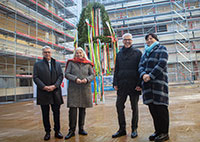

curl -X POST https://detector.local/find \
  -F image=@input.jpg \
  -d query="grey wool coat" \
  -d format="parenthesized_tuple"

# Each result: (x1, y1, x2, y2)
(138, 44, 169, 106)
(65, 61, 94, 108)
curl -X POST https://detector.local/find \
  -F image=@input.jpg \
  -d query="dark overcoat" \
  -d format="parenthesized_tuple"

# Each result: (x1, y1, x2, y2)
(65, 61, 94, 108)
(138, 44, 169, 106)
(33, 58, 64, 105)
(113, 45, 142, 93)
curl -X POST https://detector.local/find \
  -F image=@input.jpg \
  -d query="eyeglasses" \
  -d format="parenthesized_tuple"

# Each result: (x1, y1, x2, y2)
(43, 51, 51, 54)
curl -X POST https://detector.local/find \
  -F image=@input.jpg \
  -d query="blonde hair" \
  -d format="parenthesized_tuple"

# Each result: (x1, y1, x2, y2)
(73, 47, 89, 60)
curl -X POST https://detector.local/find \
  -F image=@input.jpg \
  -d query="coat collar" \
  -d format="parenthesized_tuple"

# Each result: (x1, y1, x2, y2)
(121, 45, 134, 51)
(144, 44, 160, 57)
(43, 57, 55, 64)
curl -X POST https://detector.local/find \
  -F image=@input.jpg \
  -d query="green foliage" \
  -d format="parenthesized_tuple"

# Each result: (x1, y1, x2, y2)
(77, 2, 112, 47)
(93, 36, 111, 43)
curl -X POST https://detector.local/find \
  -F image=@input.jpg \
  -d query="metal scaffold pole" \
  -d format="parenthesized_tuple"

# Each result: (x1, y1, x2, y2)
(171, 0, 194, 83)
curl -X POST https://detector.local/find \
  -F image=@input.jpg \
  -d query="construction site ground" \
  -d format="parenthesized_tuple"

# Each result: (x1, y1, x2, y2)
(0, 82, 200, 142)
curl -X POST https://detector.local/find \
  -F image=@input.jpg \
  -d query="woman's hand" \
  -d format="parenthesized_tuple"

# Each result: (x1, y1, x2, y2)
(76, 78, 82, 84)
(135, 86, 142, 91)
(81, 78, 88, 84)
(76, 78, 87, 84)
(143, 74, 151, 82)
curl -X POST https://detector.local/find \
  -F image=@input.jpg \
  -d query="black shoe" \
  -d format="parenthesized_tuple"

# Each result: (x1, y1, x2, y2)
(154, 133, 169, 142)
(112, 130, 126, 138)
(55, 132, 63, 139)
(44, 132, 50, 141)
(65, 131, 75, 139)
(79, 129, 88, 135)
(149, 132, 159, 141)
(131, 130, 138, 138)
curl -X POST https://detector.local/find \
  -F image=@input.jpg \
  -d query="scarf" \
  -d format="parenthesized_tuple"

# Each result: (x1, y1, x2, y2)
(65, 57, 94, 71)
(144, 41, 159, 56)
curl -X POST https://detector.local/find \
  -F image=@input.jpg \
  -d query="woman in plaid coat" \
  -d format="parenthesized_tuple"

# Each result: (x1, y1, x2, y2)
(139, 33, 169, 142)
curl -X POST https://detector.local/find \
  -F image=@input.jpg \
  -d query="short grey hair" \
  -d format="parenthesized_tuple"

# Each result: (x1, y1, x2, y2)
(42, 46, 52, 51)
(122, 33, 133, 40)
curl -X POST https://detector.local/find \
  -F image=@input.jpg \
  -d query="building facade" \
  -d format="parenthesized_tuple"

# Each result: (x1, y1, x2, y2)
(84, 0, 200, 83)
(0, 0, 81, 103)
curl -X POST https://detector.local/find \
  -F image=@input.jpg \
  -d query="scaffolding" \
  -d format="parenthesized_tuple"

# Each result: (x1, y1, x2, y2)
(98, 0, 200, 83)
(170, 0, 194, 83)
(0, 0, 81, 103)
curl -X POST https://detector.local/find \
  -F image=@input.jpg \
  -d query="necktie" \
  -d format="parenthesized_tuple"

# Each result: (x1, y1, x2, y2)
(48, 61, 51, 71)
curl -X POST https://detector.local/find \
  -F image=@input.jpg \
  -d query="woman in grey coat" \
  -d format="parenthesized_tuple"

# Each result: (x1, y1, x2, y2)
(139, 33, 169, 142)
(64, 47, 94, 139)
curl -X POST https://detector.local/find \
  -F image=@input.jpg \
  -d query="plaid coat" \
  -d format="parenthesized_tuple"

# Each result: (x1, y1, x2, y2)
(138, 44, 169, 106)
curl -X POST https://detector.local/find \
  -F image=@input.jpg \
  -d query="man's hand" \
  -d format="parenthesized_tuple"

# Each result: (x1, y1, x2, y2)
(135, 86, 142, 91)
(48, 85, 56, 92)
(143, 74, 151, 82)
(43, 86, 49, 91)
(43, 85, 56, 92)
(114, 86, 118, 91)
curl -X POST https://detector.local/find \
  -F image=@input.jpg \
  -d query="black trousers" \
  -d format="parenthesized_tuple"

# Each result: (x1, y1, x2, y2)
(116, 90, 139, 132)
(69, 107, 86, 132)
(148, 103, 169, 134)
(40, 104, 61, 133)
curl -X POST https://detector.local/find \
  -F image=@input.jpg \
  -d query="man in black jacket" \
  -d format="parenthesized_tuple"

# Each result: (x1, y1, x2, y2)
(112, 33, 142, 138)
(33, 46, 64, 141)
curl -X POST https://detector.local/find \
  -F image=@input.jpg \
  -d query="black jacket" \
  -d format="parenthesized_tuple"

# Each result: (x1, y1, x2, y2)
(33, 58, 64, 105)
(113, 45, 142, 93)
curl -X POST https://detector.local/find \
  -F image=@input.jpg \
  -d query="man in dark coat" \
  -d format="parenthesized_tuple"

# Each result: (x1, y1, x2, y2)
(33, 46, 64, 141)
(112, 33, 142, 139)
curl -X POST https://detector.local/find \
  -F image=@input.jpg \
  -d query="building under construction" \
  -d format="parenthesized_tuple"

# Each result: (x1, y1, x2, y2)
(83, 0, 200, 83)
(0, 0, 81, 103)
(0, 0, 200, 103)
(102, 0, 200, 84)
